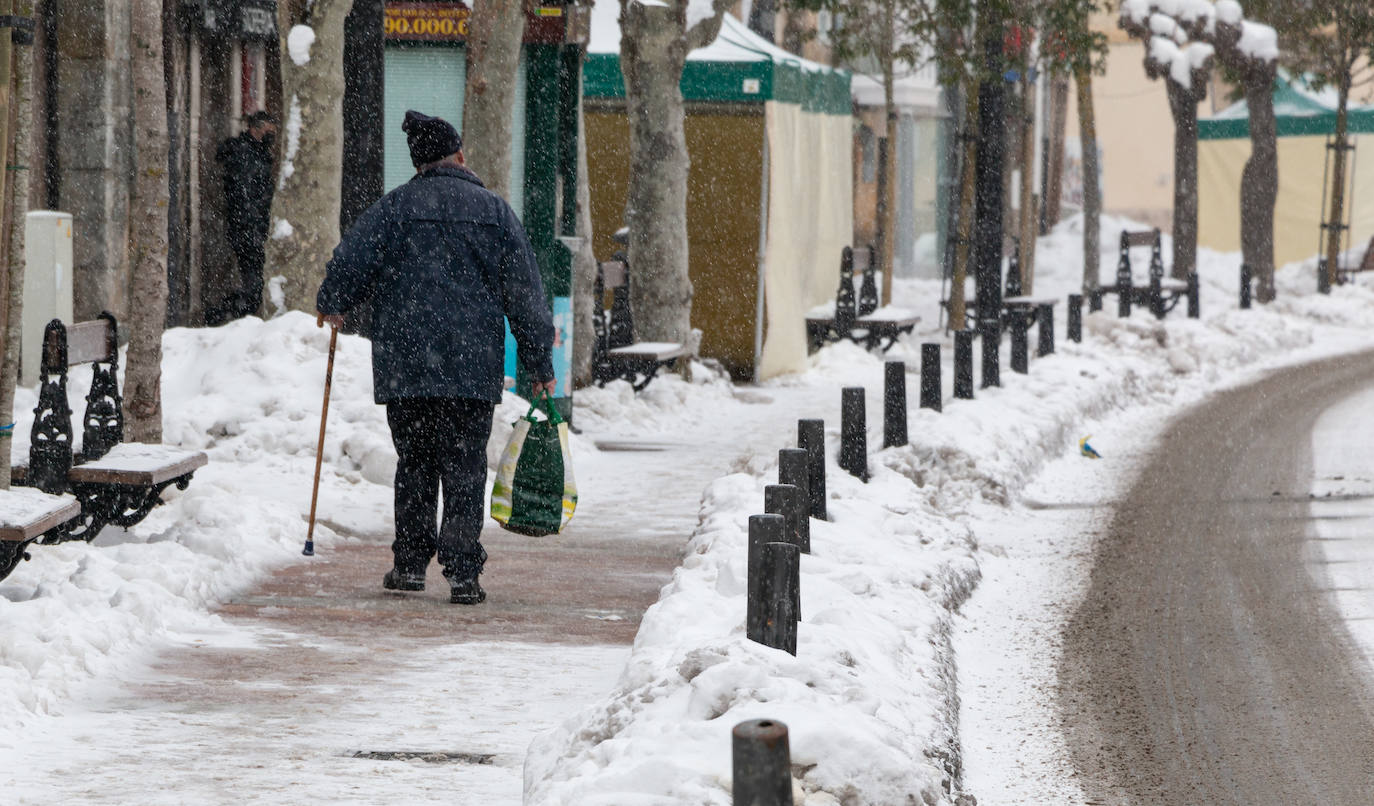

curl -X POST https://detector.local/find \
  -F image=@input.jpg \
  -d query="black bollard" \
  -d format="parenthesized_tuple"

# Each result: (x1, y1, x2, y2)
(953, 331, 974, 400)
(883, 361, 907, 448)
(1068, 294, 1083, 343)
(1319, 257, 1331, 295)
(797, 419, 827, 521)
(1010, 316, 1028, 374)
(920, 343, 941, 412)
(1037, 304, 1055, 357)
(759, 541, 800, 654)
(733, 719, 795, 806)
(777, 449, 811, 552)
(980, 320, 1000, 388)
(1240, 263, 1252, 309)
(840, 387, 868, 481)
(1089, 290, 1103, 313)
(1187, 272, 1200, 318)
(765, 484, 805, 554)
(747, 514, 786, 645)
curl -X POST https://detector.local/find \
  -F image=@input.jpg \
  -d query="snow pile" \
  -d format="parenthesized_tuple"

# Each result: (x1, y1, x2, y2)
(522, 215, 1374, 804)
(1238, 20, 1279, 62)
(0, 312, 580, 740)
(286, 25, 315, 67)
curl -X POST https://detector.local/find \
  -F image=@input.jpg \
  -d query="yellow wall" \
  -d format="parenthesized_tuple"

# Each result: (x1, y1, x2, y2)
(1199, 134, 1374, 268)
(585, 108, 765, 378)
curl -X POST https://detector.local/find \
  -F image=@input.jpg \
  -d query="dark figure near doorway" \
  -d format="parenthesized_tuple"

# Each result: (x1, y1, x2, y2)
(214, 110, 278, 323)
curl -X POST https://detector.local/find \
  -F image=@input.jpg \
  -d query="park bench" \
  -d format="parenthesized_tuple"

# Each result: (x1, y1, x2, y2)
(1334, 234, 1374, 285)
(805, 245, 920, 353)
(0, 487, 81, 583)
(3, 313, 207, 581)
(591, 259, 692, 391)
(1089, 229, 1199, 319)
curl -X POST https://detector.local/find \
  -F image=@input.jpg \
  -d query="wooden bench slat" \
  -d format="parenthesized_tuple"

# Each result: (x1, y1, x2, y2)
(68, 446, 208, 487)
(1002, 296, 1061, 307)
(0, 491, 81, 542)
(66, 320, 115, 366)
(1122, 230, 1158, 247)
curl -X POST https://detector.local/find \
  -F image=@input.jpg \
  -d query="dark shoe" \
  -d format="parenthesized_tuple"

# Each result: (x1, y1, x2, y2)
(383, 569, 425, 592)
(449, 578, 486, 605)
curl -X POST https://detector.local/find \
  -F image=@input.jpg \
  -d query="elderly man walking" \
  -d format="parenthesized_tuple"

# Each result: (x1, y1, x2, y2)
(317, 110, 556, 605)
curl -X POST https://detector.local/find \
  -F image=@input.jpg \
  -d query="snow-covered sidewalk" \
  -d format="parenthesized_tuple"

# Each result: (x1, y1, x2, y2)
(4, 213, 1374, 804)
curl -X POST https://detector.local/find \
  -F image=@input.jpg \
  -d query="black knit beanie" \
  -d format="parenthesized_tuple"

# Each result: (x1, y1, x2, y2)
(403, 110, 463, 168)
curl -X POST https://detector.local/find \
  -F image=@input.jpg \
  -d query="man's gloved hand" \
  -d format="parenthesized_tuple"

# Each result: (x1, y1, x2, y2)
(530, 379, 557, 398)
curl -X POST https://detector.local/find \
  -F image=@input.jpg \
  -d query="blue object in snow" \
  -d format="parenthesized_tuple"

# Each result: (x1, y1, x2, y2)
(1079, 436, 1102, 459)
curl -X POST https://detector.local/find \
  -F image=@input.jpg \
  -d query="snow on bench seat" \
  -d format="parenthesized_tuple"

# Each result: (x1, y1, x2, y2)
(67, 443, 209, 487)
(0, 487, 80, 542)
(608, 342, 693, 362)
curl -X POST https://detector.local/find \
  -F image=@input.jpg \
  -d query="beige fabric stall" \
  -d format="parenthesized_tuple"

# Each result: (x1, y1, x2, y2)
(1199, 134, 1374, 269)
(756, 101, 854, 380)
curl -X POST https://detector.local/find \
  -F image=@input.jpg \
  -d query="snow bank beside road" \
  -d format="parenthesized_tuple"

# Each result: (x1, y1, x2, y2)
(525, 216, 1374, 804)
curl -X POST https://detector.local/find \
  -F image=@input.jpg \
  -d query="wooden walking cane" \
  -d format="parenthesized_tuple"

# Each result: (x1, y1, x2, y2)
(304, 315, 339, 556)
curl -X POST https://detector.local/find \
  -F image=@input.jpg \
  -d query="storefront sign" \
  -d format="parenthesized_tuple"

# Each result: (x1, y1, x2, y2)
(384, 3, 471, 41)
(383, 2, 585, 44)
(238, 0, 277, 40)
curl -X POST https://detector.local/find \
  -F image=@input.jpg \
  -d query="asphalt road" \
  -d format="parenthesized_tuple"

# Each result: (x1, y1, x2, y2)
(1059, 350, 1374, 805)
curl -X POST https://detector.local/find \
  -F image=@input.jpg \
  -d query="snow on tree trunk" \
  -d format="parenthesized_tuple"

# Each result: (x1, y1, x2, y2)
(618, 0, 729, 345)
(1076, 63, 1101, 294)
(880, 5, 896, 305)
(0, 0, 35, 486)
(124, 0, 171, 443)
(572, 76, 597, 387)
(1241, 66, 1278, 302)
(267, 1, 350, 315)
(464, 0, 527, 202)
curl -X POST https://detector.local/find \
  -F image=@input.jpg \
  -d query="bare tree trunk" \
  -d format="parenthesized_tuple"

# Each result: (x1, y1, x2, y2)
(572, 71, 596, 388)
(1167, 81, 1200, 280)
(1044, 75, 1069, 231)
(1324, 71, 1352, 291)
(618, 0, 728, 344)
(464, 0, 526, 201)
(880, 1, 897, 305)
(124, 0, 171, 443)
(1076, 64, 1101, 294)
(0, 0, 32, 487)
(1241, 65, 1278, 303)
(1018, 70, 1036, 294)
(266, 0, 351, 314)
(950, 80, 980, 331)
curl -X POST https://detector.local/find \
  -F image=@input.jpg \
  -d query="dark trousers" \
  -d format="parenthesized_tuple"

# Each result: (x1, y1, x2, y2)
(226, 229, 265, 319)
(386, 397, 496, 582)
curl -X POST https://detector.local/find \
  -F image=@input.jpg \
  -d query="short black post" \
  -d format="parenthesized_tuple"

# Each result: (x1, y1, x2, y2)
(1187, 272, 1200, 318)
(840, 387, 868, 481)
(953, 331, 974, 400)
(777, 448, 811, 552)
(1319, 257, 1331, 295)
(883, 361, 907, 448)
(1037, 304, 1054, 356)
(1089, 290, 1103, 313)
(980, 320, 1000, 388)
(919, 343, 941, 411)
(1149, 275, 1165, 319)
(733, 719, 794, 806)
(759, 541, 800, 655)
(797, 419, 827, 521)
(765, 483, 805, 556)
(1240, 263, 1252, 309)
(1068, 293, 1083, 342)
(1009, 316, 1028, 374)
(747, 513, 786, 645)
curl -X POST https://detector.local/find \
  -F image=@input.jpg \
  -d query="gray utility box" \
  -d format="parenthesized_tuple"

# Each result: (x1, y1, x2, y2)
(22, 211, 75, 388)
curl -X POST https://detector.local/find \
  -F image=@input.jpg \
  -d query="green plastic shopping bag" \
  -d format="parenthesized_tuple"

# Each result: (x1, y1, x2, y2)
(490, 394, 577, 536)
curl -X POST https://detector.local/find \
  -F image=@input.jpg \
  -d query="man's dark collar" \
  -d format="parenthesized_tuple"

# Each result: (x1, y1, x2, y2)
(417, 162, 485, 187)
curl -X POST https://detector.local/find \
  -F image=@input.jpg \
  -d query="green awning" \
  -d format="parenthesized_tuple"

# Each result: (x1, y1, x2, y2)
(584, 14, 851, 115)
(1199, 71, 1374, 139)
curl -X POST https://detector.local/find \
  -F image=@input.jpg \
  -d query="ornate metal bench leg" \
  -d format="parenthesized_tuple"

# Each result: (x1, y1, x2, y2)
(0, 540, 35, 582)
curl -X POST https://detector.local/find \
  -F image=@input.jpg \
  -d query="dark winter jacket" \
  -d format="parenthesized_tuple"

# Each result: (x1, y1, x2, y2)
(215, 132, 275, 238)
(316, 163, 555, 404)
